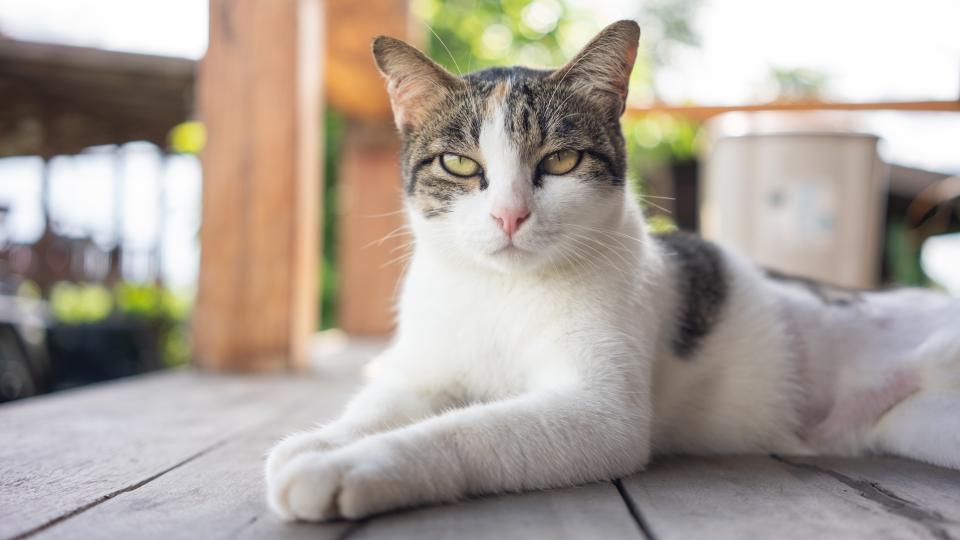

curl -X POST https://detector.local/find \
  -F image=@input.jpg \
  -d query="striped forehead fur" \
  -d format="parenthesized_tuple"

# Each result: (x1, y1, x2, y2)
(372, 21, 640, 218)
(399, 67, 627, 216)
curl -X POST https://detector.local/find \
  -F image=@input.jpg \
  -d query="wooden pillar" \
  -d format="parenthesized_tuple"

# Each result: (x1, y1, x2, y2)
(193, 0, 323, 371)
(326, 0, 415, 335)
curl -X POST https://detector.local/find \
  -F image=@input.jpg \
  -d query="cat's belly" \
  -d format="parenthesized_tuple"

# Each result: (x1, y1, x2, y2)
(778, 285, 960, 452)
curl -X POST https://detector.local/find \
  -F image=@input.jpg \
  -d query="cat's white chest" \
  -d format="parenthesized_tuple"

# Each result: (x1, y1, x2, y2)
(393, 253, 585, 401)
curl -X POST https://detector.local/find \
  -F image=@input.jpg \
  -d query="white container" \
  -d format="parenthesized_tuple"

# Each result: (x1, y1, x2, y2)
(700, 112, 889, 288)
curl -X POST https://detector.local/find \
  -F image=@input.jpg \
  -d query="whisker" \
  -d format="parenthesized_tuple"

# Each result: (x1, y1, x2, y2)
(639, 199, 672, 215)
(565, 233, 628, 275)
(363, 224, 412, 249)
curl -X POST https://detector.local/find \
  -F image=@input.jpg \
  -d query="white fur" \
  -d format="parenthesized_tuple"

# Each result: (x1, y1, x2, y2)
(265, 97, 960, 522)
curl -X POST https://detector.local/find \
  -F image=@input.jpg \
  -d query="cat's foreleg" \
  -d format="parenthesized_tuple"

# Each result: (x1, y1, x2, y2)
(265, 372, 439, 479)
(267, 379, 651, 521)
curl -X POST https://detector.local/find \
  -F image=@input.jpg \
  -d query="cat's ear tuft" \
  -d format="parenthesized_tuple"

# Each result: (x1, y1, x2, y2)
(547, 20, 640, 116)
(372, 36, 462, 132)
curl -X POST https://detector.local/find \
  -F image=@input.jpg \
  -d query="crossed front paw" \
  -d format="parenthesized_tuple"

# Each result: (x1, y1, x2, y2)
(266, 440, 408, 522)
(265, 430, 344, 477)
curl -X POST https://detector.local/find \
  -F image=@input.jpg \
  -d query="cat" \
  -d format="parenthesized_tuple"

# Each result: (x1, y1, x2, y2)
(265, 20, 960, 522)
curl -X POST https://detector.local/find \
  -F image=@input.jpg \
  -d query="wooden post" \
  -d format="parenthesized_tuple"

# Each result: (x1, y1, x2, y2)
(326, 0, 415, 335)
(193, 0, 323, 371)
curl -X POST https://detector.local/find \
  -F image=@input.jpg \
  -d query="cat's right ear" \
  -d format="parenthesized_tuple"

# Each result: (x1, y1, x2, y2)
(372, 36, 462, 132)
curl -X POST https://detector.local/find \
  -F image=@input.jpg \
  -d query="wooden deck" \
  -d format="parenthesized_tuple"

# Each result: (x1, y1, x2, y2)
(3, 368, 960, 540)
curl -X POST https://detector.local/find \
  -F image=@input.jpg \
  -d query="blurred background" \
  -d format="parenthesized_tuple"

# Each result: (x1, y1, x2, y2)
(0, 0, 958, 401)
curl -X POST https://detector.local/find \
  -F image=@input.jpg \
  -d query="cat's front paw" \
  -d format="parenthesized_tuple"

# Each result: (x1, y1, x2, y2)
(266, 439, 406, 522)
(265, 429, 345, 478)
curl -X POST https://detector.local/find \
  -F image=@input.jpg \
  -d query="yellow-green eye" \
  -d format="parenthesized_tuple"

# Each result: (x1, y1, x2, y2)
(540, 149, 581, 176)
(440, 154, 481, 177)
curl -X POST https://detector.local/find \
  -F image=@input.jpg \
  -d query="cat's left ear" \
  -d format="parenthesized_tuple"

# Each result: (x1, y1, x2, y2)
(547, 20, 640, 116)
(372, 36, 463, 132)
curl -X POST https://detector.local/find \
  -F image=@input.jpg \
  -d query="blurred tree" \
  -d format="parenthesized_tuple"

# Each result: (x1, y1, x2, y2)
(320, 109, 344, 330)
(769, 67, 829, 101)
(413, 0, 572, 73)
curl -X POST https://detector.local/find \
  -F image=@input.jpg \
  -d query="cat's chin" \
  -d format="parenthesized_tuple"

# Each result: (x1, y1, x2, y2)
(479, 244, 550, 274)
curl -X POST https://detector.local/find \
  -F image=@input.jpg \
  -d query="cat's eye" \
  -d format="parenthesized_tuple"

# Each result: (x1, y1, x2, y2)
(440, 154, 481, 178)
(539, 149, 582, 176)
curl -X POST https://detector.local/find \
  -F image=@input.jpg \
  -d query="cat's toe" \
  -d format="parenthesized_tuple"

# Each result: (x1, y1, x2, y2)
(269, 454, 345, 522)
(337, 467, 385, 519)
(265, 430, 338, 477)
(287, 467, 343, 521)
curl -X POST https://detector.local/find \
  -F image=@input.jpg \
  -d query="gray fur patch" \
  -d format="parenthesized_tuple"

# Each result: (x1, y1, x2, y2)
(655, 232, 729, 358)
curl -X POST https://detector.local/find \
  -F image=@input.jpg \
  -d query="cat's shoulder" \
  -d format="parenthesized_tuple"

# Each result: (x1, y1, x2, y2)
(651, 231, 731, 357)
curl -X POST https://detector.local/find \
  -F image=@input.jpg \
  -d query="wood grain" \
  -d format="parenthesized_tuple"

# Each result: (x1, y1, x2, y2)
(27, 374, 360, 540)
(0, 371, 344, 539)
(622, 455, 956, 539)
(351, 482, 645, 540)
(777, 455, 960, 532)
(7, 370, 960, 539)
(193, 0, 322, 371)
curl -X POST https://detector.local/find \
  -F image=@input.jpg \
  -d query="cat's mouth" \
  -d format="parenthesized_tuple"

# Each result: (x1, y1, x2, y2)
(487, 240, 539, 263)
(491, 243, 528, 256)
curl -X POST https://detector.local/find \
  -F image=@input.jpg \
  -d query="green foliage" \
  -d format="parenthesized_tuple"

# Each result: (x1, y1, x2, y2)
(168, 121, 206, 154)
(50, 283, 113, 323)
(885, 221, 931, 287)
(770, 67, 828, 101)
(413, 0, 575, 72)
(319, 108, 345, 330)
(16, 280, 41, 300)
(647, 214, 678, 234)
(48, 281, 193, 367)
(623, 112, 701, 198)
(114, 282, 191, 320)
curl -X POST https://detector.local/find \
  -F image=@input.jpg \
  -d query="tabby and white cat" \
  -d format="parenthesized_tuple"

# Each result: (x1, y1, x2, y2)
(265, 20, 960, 521)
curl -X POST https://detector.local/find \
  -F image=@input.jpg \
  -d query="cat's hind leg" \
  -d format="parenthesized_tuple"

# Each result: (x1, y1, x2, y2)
(869, 332, 960, 470)
(870, 391, 960, 469)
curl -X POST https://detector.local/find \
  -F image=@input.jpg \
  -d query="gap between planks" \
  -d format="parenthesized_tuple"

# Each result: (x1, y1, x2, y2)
(614, 479, 658, 540)
(9, 440, 230, 540)
(6, 380, 332, 540)
(772, 455, 955, 540)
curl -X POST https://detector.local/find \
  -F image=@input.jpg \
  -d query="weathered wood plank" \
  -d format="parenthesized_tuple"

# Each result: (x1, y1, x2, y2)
(351, 482, 644, 540)
(9, 370, 960, 540)
(622, 456, 954, 540)
(28, 374, 360, 540)
(777, 456, 960, 531)
(0, 371, 354, 539)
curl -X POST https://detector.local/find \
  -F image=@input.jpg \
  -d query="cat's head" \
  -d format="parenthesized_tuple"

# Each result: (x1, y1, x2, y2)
(372, 21, 640, 273)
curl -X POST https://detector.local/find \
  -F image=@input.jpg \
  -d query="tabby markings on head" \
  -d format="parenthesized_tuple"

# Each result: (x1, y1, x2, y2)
(372, 24, 640, 219)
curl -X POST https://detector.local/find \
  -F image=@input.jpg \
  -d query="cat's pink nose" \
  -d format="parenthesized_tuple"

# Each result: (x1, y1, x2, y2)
(491, 207, 531, 237)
